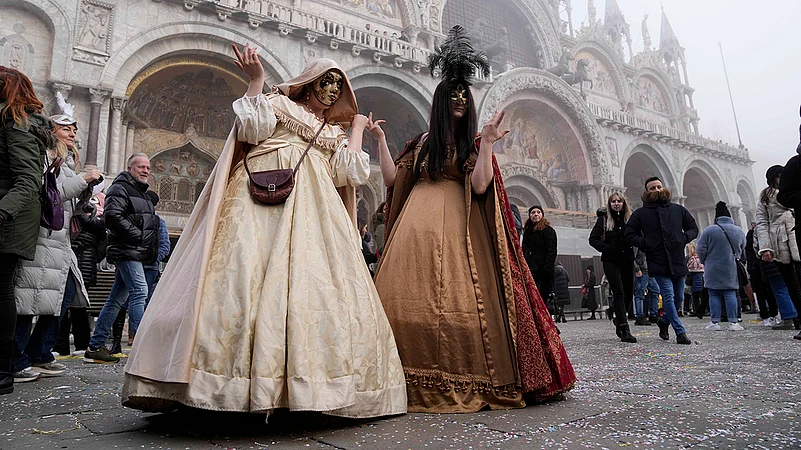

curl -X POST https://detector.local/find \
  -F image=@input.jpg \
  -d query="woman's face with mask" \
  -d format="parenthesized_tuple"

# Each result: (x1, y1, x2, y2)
(312, 70, 344, 107)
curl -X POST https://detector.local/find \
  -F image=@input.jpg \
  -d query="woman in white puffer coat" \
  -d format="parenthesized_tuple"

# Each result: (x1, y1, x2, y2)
(11, 114, 102, 382)
(755, 164, 801, 331)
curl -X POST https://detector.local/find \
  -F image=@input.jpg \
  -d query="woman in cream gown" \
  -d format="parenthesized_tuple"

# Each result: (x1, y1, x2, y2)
(121, 44, 406, 418)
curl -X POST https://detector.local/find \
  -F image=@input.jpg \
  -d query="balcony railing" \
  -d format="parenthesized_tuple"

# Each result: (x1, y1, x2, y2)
(588, 103, 751, 162)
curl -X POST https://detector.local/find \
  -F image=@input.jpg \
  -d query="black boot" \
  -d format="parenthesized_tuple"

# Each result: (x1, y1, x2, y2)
(111, 309, 126, 355)
(676, 333, 692, 345)
(618, 324, 637, 343)
(794, 331, 801, 340)
(0, 375, 12, 395)
(560, 314, 567, 323)
(794, 318, 801, 330)
(588, 312, 596, 320)
(657, 319, 669, 341)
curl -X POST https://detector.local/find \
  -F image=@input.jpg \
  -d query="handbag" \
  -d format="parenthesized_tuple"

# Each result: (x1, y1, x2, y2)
(716, 223, 749, 287)
(545, 292, 558, 315)
(40, 157, 64, 230)
(243, 118, 327, 205)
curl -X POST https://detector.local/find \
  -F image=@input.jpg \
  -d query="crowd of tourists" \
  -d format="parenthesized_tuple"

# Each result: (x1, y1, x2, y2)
(1, 25, 798, 426)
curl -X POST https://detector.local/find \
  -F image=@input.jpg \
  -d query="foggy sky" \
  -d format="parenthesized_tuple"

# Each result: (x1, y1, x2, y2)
(570, 0, 801, 198)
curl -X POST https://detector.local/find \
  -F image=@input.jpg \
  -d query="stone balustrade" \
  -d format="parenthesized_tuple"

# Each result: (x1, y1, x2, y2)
(588, 103, 752, 163)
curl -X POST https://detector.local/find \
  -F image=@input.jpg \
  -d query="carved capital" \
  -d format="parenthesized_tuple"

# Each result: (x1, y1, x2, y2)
(50, 82, 73, 101)
(111, 97, 127, 111)
(89, 88, 110, 104)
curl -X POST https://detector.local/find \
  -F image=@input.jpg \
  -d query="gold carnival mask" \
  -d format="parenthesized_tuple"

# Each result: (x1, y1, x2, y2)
(312, 70, 344, 106)
(450, 84, 468, 107)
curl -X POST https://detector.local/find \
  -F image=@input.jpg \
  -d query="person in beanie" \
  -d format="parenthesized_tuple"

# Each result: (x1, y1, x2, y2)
(625, 176, 698, 345)
(776, 106, 801, 340)
(696, 202, 746, 331)
(522, 205, 558, 300)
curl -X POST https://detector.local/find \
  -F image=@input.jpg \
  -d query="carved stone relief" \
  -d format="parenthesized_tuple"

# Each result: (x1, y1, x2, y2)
(0, 31, 34, 75)
(149, 143, 216, 215)
(73, 0, 114, 66)
(605, 137, 619, 167)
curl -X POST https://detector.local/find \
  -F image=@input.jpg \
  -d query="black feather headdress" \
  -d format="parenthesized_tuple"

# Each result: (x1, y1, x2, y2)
(428, 25, 490, 84)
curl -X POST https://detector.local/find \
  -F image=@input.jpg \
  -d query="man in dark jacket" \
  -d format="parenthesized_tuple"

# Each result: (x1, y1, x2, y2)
(625, 176, 698, 345)
(85, 153, 157, 363)
(553, 261, 570, 323)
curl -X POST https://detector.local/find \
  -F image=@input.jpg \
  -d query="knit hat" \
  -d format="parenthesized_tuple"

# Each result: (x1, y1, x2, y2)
(715, 201, 731, 218)
(766, 165, 783, 186)
(528, 205, 544, 215)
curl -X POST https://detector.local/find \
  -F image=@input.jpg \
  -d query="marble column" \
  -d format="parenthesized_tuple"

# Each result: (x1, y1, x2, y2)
(121, 121, 128, 160)
(125, 123, 136, 165)
(86, 89, 110, 167)
(107, 97, 127, 175)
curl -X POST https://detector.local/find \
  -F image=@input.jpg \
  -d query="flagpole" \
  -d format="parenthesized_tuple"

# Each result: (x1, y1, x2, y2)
(718, 42, 743, 148)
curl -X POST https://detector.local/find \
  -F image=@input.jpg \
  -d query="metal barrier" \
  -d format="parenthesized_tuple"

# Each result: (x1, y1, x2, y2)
(561, 285, 609, 320)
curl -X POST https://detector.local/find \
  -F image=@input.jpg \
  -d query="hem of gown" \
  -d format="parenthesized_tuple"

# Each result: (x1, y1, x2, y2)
(121, 371, 408, 419)
(404, 368, 525, 413)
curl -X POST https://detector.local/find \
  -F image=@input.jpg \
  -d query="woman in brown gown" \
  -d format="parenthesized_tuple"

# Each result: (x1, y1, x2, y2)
(372, 26, 575, 413)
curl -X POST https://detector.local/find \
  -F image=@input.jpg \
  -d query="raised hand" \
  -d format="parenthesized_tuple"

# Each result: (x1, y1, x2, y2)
(366, 112, 386, 139)
(481, 110, 510, 144)
(232, 43, 264, 81)
(352, 114, 369, 130)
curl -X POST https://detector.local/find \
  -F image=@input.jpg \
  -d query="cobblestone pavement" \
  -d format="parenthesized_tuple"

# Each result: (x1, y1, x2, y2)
(1, 314, 799, 449)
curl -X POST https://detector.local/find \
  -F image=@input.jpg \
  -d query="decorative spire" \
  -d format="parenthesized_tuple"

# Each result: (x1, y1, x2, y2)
(604, 0, 625, 26)
(660, 7, 680, 50)
(587, 0, 596, 24)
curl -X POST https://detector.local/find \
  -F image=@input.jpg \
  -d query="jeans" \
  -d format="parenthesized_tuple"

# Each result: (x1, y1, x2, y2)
(708, 289, 739, 323)
(13, 273, 77, 372)
(766, 274, 799, 320)
(641, 273, 660, 317)
(604, 261, 634, 325)
(88, 261, 148, 350)
(634, 274, 646, 318)
(652, 275, 686, 335)
(0, 255, 19, 378)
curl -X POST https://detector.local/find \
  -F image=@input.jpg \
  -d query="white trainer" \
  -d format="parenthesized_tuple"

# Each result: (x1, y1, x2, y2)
(705, 322, 722, 331)
(763, 319, 772, 327)
(729, 323, 744, 331)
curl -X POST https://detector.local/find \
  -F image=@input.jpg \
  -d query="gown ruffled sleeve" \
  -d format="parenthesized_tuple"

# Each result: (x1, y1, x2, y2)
(233, 93, 277, 145)
(330, 136, 371, 187)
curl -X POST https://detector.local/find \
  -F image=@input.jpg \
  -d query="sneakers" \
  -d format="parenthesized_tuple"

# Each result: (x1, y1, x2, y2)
(12, 367, 41, 383)
(729, 323, 744, 331)
(32, 361, 67, 376)
(705, 322, 722, 331)
(84, 347, 120, 364)
(763, 319, 773, 327)
(71, 350, 85, 357)
(794, 331, 801, 341)
(772, 319, 795, 330)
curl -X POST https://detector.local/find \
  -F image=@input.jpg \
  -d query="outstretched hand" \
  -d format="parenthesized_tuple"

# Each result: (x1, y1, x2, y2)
(232, 43, 264, 81)
(482, 110, 510, 144)
(366, 112, 386, 139)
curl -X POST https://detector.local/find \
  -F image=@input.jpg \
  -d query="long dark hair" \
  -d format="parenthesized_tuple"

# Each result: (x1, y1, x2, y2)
(414, 80, 478, 181)
(0, 66, 43, 126)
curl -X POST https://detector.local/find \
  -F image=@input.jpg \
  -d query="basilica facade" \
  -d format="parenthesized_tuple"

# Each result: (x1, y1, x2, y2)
(1, 0, 757, 255)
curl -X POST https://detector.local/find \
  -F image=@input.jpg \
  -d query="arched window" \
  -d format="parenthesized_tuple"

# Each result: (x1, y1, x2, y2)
(177, 179, 193, 202)
(158, 177, 174, 202)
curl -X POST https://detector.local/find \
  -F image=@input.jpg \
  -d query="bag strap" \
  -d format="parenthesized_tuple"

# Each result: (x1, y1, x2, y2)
(716, 223, 738, 257)
(244, 118, 328, 179)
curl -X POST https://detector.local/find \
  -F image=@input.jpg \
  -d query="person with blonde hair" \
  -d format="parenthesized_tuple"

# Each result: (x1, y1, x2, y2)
(589, 192, 637, 343)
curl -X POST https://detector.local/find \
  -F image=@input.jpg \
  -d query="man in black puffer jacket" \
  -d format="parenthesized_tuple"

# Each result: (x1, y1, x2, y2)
(625, 177, 698, 345)
(85, 154, 157, 364)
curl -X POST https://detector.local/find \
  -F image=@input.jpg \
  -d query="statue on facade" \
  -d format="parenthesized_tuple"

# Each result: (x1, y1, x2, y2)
(642, 14, 651, 49)
(547, 49, 573, 77)
(77, 3, 109, 51)
(562, 59, 593, 92)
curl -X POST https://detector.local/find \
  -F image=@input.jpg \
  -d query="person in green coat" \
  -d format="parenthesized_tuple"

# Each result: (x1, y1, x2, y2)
(0, 66, 53, 394)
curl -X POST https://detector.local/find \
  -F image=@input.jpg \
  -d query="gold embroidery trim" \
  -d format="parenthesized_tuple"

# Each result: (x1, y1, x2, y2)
(272, 106, 345, 152)
(404, 368, 520, 398)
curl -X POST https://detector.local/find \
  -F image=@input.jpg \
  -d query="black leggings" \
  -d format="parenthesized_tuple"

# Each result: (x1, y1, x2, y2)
(0, 255, 19, 378)
(603, 261, 634, 326)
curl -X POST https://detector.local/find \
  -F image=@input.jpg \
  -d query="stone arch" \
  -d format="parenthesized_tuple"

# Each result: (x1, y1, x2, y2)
(356, 184, 377, 231)
(348, 64, 432, 124)
(100, 23, 293, 96)
(737, 178, 757, 224)
(480, 68, 609, 184)
(571, 40, 627, 100)
(438, 0, 559, 67)
(502, 165, 560, 209)
(685, 159, 729, 204)
(632, 68, 677, 115)
(0, 0, 71, 81)
(621, 142, 676, 208)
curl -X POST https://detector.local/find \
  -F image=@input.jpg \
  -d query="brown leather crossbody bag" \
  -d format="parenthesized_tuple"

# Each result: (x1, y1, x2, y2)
(243, 118, 327, 205)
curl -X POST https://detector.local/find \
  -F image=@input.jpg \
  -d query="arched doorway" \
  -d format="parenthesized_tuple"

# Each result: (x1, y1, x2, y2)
(682, 168, 719, 231)
(622, 145, 674, 209)
(737, 180, 757, 227)
(354, 86, 427, 161)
